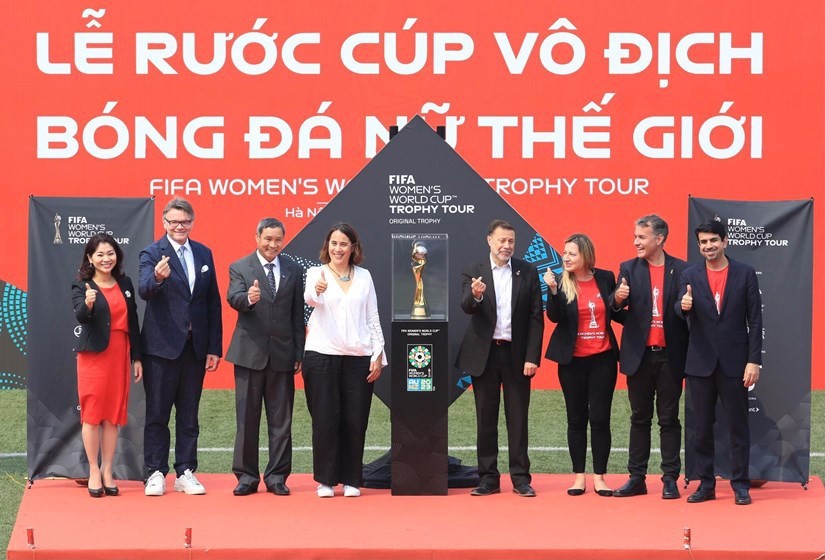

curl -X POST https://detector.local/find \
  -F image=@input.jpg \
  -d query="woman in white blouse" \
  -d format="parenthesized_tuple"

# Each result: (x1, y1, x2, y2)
(303, 223, 386, 498)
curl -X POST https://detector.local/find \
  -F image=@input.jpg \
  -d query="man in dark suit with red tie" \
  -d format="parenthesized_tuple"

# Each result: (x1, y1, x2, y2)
(455, 219, 544, 498)
(677, 218, 762, 505)
(139, 197, 223, 496)
(610, 215, 689, 500)
(226, 218, 305, 497)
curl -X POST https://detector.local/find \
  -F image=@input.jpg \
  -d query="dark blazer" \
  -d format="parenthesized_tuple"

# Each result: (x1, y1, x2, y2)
(544, 268, 622, 365)
(225, 252, 305, 371)
(455, 257, 544, 376)
(676, 257, 762, 378)
(612, 253, 689, 378)
(72, 275, 141, 360)
(138, 236, 222, 360)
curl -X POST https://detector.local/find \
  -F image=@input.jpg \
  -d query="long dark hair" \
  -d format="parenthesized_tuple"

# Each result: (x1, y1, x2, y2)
(77, 233, 126, 281)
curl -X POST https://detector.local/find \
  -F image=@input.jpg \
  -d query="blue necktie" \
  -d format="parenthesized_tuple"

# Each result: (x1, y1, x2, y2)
(178, 246, 192, 291)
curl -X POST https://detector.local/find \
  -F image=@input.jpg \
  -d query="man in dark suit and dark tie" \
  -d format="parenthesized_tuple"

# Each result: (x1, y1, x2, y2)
(610, 215, 689, 500)
(226, 218, 305, 497)
(139, 197, 223, 496)
(677, 218, 762, 505)
(455, 219, 544, 497)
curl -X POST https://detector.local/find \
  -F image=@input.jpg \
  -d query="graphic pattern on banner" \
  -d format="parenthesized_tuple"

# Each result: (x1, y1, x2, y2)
(0, 280, 27, 389)
(283, 116, 561, 406)
(27, 197, 154, 481)
(685, 198, 812, 484)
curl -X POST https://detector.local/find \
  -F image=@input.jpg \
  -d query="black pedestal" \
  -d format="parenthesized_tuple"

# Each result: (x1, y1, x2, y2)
(390, 322, 448, 495)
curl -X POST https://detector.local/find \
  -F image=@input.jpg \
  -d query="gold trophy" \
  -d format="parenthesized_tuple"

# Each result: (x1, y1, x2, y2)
(411, 242, 430, 319)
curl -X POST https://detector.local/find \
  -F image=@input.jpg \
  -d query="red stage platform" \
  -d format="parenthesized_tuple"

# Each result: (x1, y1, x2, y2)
(8, 474, 825, 559)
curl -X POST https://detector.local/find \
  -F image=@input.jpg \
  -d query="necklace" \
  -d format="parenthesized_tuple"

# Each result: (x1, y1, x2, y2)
(328, 264, 351, 282)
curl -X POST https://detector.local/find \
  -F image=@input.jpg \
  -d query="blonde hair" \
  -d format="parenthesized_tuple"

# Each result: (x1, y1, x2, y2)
(559, 233, 596, 304)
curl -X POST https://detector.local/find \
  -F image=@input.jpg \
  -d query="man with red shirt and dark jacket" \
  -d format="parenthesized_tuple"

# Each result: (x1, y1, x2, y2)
(610, 215, 689, 500)
(677, 218, 762, 506)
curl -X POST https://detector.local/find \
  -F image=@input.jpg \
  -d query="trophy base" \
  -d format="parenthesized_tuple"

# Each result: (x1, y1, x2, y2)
(411, 306, 430, 320)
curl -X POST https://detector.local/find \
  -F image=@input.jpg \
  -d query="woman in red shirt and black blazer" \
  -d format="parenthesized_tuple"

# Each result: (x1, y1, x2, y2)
(545, 233, 623, 497)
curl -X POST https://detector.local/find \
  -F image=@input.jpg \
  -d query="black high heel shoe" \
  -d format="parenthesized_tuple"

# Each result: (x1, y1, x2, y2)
(104, 485, 119, 496)
(88, 486, 104, 498)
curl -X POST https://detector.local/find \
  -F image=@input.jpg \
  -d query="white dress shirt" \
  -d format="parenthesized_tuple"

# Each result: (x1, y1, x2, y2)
(304, 265, 387, 364)
(490, 255, 512, 341)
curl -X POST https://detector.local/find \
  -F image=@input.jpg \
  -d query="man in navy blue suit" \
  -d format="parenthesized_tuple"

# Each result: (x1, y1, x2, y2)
(139, 197, 223, 496)
(677, 218, 762, 506)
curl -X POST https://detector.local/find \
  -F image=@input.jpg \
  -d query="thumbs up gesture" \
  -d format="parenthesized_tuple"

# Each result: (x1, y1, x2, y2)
(248, 278, 261, 305)
(84, 282, 97, 309)
(615, 277, 630, 305)
(543, 269, 558, 295)
(315, 268, 328, 295)
(681, 284, 693, 311)
(154, 255, 171, 282)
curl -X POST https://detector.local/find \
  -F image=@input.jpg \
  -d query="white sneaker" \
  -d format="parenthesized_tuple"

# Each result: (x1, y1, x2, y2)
(343, 485, 361, 497)
(316, 484, 335, 498)
(144, 471, 166, 496)
(174, 469, 206, 495)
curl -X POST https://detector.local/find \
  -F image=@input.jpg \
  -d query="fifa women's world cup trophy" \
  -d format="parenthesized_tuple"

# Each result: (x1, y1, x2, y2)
(410, 242, 430, 319)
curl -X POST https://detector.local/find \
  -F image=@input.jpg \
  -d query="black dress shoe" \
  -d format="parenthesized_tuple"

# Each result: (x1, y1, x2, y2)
(567, 487, 585, 496)
(686, 488, 716, 503)
(470, 482, 501, 496)
(268, 482, 290, 496)
(512, 483, 536, 497)
(233, 482, 259, 496)
(88, 487, 104, 498)
(103, 485, 119, 496)
(734, 488, 752, 505)
(613, 478, 647, 497)
(661, 478, 680, 500)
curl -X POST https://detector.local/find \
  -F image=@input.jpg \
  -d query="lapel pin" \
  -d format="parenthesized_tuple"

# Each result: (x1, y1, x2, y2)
(201, 265, 209, 273)
(124, 290, 131, 298)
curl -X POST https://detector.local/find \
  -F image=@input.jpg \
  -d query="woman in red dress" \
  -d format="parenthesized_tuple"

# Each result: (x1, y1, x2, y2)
(72, 233, 143, 497)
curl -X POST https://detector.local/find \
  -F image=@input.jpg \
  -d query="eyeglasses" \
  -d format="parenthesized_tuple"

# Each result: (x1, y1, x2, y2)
(164, 219, 193, 228)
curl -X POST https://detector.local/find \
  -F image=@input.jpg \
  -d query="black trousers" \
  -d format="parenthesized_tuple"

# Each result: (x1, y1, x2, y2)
(471, 343, 532, 487)
(302, 351, 373, 487)
(626, 348, 683, 479)
(232, 362, 295, 488)
(688, 366, 751, 491)
(558, 350, 617, 474)
(143, 339, 206, 478)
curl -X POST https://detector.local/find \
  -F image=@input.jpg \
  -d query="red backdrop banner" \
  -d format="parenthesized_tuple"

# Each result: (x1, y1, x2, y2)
(3, 1, 823, 388)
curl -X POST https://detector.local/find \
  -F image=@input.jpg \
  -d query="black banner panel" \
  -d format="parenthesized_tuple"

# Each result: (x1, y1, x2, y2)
(685, 198, 812, 484)
(28, 197, 154, 481)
